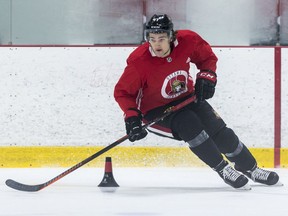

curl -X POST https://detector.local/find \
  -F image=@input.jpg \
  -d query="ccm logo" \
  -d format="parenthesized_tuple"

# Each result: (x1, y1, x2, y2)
(197, 72, 217, 82)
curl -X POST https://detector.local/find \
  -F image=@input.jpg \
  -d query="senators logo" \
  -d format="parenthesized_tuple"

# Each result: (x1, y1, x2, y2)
(161, 70, 188, 99)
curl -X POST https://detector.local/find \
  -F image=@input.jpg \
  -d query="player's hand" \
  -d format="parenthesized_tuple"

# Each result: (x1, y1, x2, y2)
(125, 116, 148, 142)
(195, 70, 217, 102)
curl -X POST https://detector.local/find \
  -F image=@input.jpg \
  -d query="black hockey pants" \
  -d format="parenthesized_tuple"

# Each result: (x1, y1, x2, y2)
(144, 99, 256, 170)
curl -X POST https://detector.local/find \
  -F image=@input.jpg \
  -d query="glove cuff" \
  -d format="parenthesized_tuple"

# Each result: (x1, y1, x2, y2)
(197, 70, 217, 83)
(124, 108, 142, 120)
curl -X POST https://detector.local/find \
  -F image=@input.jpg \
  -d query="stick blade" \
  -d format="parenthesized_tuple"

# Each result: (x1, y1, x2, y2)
(6, 179, 44, 192)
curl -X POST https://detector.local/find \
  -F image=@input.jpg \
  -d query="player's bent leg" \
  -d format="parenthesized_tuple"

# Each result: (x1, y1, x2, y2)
(171, 111, 249, 189)
(213, 127, 280, 186)
(213, 127, 256, 169)
(188, 137, 250, 189)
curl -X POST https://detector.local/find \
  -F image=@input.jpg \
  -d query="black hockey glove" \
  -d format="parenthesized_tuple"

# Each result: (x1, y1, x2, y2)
(125, 116, 148, 142)
(195, 70, 217, 102)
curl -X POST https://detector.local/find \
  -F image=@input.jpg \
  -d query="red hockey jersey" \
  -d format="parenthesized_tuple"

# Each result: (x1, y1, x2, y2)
(114, 30, 218, 118)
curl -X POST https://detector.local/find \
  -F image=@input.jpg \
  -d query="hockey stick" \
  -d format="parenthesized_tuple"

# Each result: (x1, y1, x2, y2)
(6, 95, 196, 192)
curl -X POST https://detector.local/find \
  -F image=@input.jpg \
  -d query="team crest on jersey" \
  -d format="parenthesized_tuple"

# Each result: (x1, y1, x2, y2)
(161, 70, 188, 99)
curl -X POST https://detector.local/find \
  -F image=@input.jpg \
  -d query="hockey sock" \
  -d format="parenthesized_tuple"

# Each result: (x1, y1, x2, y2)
(211, 127, 257, 171)
(189, 137, 223, 168)
(225, 142, 256, 171)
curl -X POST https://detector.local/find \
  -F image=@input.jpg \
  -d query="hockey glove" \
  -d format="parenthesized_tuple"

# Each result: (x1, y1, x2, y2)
(195, 70, 217, 102)
(125, 116, 148, 142)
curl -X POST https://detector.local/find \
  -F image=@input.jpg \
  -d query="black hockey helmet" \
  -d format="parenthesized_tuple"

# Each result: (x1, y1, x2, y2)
(144, 14, 174, 41)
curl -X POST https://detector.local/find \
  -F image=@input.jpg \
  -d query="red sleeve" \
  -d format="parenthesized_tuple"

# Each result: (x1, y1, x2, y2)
(189, 33, 218, 72)
(114, 62, 142, 119)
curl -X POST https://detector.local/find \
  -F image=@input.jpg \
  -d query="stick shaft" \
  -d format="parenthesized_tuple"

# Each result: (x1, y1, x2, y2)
(6, 95, 196, 192)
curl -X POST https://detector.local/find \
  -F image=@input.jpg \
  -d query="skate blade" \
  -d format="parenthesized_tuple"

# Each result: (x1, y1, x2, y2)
(273, 181, 284, 187)
(251, 181, 284, 187)
(237, 183, 251, 190)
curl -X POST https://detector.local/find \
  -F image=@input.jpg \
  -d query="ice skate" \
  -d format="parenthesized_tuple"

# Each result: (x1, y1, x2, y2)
(235, 165, 282, 186)
(215, 161, 251, 190)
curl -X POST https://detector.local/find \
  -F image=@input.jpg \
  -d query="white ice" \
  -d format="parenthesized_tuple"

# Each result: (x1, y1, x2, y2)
(1, 167, 287, 216)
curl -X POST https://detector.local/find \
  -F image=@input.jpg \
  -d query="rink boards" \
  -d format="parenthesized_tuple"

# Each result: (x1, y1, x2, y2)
(1, 146, 287, 168)
(0, 46, 287, 168)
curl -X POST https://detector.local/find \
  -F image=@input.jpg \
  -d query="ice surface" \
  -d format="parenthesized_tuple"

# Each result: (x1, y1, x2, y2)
(1, 168, 287, 216)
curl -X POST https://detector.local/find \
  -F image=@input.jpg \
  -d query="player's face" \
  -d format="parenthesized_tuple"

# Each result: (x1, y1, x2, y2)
(148, 33, 171, 57)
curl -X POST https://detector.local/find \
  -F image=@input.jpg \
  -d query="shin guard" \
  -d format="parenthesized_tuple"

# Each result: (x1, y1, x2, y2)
(189, 137, 223, 168)
(225, 142, 256, 171)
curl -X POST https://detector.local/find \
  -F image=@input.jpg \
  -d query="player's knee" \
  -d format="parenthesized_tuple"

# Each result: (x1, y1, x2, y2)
(171, 110, 204, 142)
(212, 127, 239, 154)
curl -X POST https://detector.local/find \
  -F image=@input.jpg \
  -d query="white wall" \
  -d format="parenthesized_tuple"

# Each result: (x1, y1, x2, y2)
(0, 0, 281, 45)
(282, 49, 288, 147)
(0, 47, 286, 148)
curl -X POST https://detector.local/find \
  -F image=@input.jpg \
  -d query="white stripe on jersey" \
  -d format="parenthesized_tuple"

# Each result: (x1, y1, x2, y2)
(147, 126, 174, 139)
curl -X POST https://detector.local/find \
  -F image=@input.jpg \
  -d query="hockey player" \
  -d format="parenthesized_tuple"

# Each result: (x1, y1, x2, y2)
(114, 14, 280, 189)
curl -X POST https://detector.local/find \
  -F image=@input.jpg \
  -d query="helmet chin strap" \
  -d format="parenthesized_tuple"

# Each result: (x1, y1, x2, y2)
(162, 47, 171, 57)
